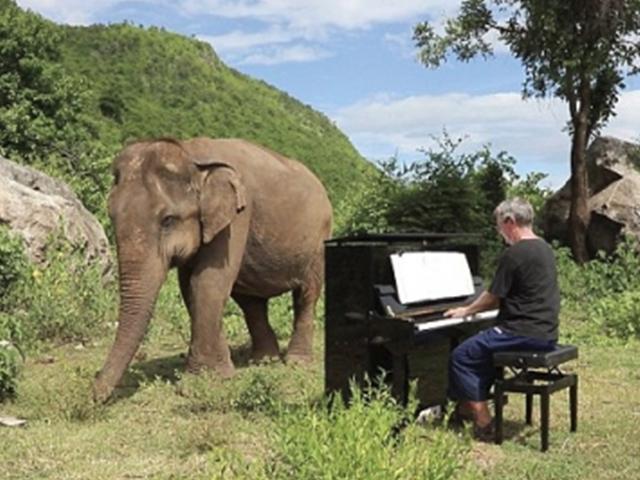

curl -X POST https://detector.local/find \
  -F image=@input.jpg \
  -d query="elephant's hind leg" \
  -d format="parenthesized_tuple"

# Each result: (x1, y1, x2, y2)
(286, 280, 320, 364)
(232, 293, 280, 362)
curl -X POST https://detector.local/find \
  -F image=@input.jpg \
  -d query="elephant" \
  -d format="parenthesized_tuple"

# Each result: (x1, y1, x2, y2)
(92, 137, 332, 402)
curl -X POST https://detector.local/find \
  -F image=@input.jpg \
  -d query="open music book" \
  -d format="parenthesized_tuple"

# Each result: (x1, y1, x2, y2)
(390, 251, 475, 305)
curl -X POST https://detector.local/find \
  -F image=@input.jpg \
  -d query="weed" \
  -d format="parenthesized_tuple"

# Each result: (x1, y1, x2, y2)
(266, 383, 473, 480)
(18, 364, 105, 423)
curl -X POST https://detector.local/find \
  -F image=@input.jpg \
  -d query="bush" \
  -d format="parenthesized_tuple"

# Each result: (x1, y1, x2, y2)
(178, 366, 298, 417)
(266, 384, 472, 480)
(18, 364, 105, 422)
(2, 229, 116, 348)
(0, 313, 24, 401)
(556, 236, 640, 341)
(0, 227, 29, 399)
(0, 226, 29, 307)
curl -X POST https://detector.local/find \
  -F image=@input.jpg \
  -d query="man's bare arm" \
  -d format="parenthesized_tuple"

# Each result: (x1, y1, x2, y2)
(444, 290, 500, 318)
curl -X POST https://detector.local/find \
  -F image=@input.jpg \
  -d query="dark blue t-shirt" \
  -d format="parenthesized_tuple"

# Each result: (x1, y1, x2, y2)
(489, 238, 560, 341)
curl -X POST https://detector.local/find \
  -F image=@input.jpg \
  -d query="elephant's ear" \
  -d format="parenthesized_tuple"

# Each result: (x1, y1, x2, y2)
(196, 162, 247, 244)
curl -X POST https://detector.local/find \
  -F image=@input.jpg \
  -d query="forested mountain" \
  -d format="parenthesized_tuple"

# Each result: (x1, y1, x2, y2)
(1, 1, 371, 215)
(59, 23, 370, 205)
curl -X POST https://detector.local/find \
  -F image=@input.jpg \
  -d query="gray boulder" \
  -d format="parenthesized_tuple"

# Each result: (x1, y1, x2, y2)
(0, 156, 113, 276)
(540, 136, 640, 256)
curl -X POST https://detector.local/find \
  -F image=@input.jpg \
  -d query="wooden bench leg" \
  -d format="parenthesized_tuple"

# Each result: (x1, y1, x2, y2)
(525, 392, 533, 425)
(494, 380, 504, 445)
(570, 376, 578, 432)
(540, 391, 550, 452)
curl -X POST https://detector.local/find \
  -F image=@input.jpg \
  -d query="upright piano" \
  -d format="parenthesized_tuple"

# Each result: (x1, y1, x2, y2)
(324, 233, 498, 409)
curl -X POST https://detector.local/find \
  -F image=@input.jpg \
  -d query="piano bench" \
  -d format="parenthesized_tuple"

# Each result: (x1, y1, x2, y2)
(492, 344, 578, 452)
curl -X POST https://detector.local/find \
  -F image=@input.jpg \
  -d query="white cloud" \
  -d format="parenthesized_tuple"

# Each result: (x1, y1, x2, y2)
(332, 89, 640, 186)
(16, 0, 458, 64)
(16, 0, 159, 25)
(180, 0, 457, 30)
(199, 26, 300, 52)
(16, 0, 457, 29)
(236, 45, 331, 65)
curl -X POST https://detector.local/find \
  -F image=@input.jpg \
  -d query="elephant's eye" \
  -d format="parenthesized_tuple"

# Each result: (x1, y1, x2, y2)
(161, 215, 178, 229)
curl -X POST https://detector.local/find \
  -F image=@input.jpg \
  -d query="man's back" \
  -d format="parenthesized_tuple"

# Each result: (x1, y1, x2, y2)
(490, 238, 559, 341)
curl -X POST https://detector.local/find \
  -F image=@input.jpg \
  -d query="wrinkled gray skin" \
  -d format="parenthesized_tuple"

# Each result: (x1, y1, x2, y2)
(93, 138, 332, 402)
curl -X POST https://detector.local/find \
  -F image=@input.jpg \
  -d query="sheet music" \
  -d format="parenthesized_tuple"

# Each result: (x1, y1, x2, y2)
(415, 310, 499, 332)
(390, 251, 474, 304)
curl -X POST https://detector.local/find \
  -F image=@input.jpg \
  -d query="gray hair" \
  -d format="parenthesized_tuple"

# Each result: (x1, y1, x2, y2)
(494, 197, 534, 226)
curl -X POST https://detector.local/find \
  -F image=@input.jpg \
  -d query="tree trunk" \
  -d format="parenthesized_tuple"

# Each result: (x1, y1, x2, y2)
(568, 116, 591, 264)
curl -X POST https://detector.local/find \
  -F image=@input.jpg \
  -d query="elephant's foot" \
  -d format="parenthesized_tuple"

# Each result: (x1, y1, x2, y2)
(186, 354, 236, 379)
(285, 350, 313, 364)
(285, 324, 314, 364)
(250, 345, 281, 364)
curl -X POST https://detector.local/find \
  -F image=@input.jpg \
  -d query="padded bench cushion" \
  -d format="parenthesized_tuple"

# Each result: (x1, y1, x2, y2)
(493, 344, 578, 368)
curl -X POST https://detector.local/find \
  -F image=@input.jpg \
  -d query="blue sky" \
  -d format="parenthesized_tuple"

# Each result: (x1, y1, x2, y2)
(17, 0, 640, 188)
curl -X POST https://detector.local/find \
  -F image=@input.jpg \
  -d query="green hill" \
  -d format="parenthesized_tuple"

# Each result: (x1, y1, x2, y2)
(58, 22, 370, 206)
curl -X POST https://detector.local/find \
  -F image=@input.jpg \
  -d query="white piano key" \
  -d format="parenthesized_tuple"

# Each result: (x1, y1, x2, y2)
(414, 309, 499, 332)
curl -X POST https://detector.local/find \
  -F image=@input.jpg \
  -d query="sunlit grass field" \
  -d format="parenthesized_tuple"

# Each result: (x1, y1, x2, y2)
(1, 272, 640, 479)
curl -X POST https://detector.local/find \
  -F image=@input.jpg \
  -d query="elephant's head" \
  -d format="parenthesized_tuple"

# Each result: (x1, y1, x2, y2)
(93, 139, 246, 402)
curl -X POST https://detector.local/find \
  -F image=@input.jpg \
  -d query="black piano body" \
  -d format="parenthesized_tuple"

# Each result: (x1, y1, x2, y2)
(324, 232, 497, 408)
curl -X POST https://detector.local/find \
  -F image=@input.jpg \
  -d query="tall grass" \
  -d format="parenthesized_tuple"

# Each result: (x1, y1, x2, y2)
(0, 226, 116, 398)
(266, 384, 474, 480)
(555, 236, 640, 342)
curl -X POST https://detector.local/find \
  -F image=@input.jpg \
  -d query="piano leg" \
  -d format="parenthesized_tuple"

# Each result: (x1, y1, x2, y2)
(391, 353, 409, 406)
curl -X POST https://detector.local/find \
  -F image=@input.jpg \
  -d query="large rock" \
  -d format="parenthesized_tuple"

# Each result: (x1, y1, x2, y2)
(0, 157, 113, 276)
(540, 136, 640, 256)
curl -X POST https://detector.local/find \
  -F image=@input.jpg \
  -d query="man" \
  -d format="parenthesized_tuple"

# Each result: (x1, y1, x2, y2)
(444, 197, 559, 439)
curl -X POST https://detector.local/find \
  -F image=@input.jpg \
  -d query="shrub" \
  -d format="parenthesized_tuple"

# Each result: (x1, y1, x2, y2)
(178, 366, 293, 417)
(556, 236, 640, 341)
(0, 226, 29, 308)
(0, 227, 29, 399)
(591, 289, 640, 338)
(3, 229, 116, 348)
(266, 384, 472, 480)
(18, 364, 105, 422)
(0, 313, 24, 401)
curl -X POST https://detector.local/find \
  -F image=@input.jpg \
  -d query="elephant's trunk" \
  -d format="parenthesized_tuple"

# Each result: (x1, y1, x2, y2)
(93, 255, 166, 403)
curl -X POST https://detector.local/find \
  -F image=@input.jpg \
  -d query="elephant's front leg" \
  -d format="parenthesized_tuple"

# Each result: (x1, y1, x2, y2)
(179, 254, 237, 378)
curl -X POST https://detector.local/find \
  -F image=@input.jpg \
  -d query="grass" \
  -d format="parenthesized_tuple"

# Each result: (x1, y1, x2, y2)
(469, 341, 640, 479)
(1, 297, 639, 479)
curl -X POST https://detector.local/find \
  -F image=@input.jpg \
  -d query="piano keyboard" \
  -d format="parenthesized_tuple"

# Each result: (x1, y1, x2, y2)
(415, 309, 499, 332)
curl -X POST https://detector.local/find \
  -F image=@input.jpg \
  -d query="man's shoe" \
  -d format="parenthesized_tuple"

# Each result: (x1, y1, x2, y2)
(472, 419, 495, 443)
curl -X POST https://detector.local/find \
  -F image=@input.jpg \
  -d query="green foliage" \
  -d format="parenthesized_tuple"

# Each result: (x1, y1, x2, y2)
(338, 134, 515, 239)
(178, 366, 308, 417)
(556, 236, 640, 341)
(2, 3, 373, 233)
(0, 1, 114, 223)
(18, 364, 105, 422)
(414, 0, 640, 262)
(337, 133, 554, 275)
(508, 171, 553, 219)
(0, 313, 23, 401)
(266, 384, 472, 480)
(2, 230, 116, 349)
(0, 225, 29, 307)
(414, 1, 640, 133)
(59, 21, 371, 208)
(0, 227, 29, 400)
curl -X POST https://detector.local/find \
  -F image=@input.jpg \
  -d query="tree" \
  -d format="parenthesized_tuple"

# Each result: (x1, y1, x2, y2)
(414, 0, 640, 262)
(0, 0, 112, 220)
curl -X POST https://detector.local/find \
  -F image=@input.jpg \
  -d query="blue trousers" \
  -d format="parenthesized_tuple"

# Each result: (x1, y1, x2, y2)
(448, 327, 556, 402)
